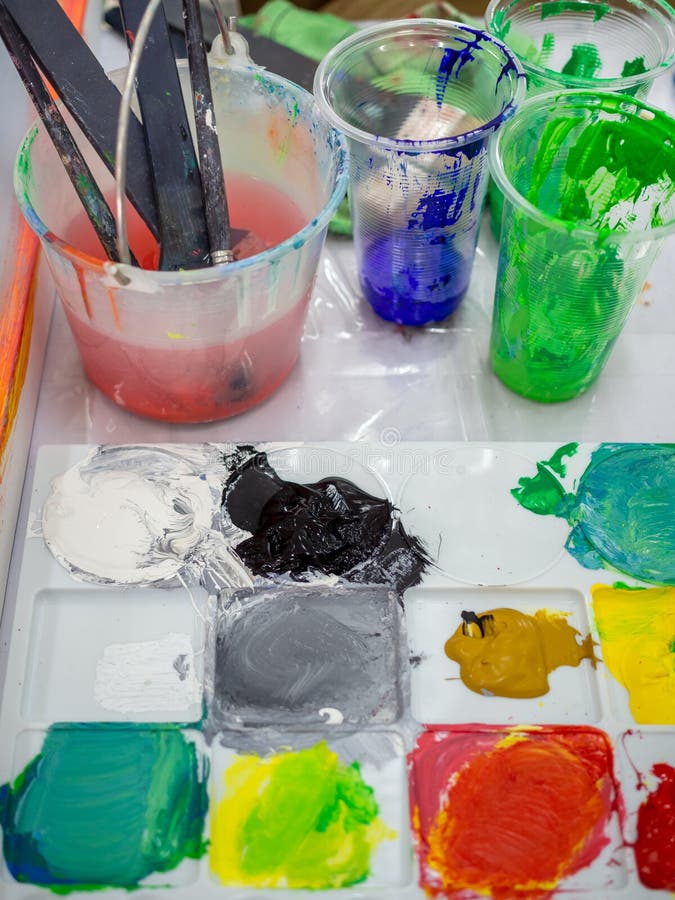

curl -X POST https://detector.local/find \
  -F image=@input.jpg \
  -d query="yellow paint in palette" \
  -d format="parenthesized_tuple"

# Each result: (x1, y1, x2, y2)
(591, 584, 675, 724)
(209, 741, 394, 888)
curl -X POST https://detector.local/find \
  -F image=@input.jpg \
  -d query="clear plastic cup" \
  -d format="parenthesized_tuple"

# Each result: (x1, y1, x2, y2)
(487, 0, 675, 96)
(488, 89, 675, 402)
(485, 0, 675, 234)
(14, 58, 347, 423)
(314, 19, 525, 326)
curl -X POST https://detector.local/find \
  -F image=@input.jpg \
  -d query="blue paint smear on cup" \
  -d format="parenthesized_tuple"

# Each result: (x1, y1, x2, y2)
(360, 148, 486, 324)
(436, 32, 485, 106)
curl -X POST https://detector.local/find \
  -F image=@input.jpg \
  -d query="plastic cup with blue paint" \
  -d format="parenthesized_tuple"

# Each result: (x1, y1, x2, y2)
(485, 0, 675, 236)
(314, 20, 525, 325)
(488, 90, 675, 402)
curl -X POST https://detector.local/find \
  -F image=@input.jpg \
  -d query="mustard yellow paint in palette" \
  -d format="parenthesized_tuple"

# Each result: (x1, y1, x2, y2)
(0, 442, 673, 899)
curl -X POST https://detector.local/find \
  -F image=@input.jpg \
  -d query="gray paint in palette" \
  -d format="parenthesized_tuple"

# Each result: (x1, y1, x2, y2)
(210, 583, 403, 729)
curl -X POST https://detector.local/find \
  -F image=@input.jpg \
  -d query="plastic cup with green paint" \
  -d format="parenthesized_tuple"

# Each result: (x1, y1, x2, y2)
(488, 90, 675, 402)
(485, 0, 675, 235)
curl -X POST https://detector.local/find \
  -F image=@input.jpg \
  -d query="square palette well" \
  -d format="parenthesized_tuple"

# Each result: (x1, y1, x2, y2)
(208, 731, 410, 890)
(21, 585, 206, 723)
(409, 726, 628, 898)
(209, 582, 404, 729)
(406, 586, 601, 725)
(1, 726, 207, 891)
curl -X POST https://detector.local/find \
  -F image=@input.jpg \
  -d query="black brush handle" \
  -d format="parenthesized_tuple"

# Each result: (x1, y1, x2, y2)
(0, 3, 138, 264)
(3, 0, 159, 239)
(119, 0, 210, 270)
(182, 0, 232, 262)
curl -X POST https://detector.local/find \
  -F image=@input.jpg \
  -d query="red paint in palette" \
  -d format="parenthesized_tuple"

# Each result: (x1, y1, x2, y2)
(634, 763, 675, 890)
(409, 726, 622, 899)
(60, 173, 311, 422)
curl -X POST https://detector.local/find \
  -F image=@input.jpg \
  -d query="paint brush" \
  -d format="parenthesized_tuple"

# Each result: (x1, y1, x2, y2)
(182, 0, 234, 264)
(0, 2, 137, 265)
(118, 0, 210, 270)
(3, 0, 160, 240)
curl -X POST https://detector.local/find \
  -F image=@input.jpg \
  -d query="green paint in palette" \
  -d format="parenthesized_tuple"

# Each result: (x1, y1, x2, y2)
(489, 91, 675, 401)
(210, 741, 393, 888)
(0, 725, 208, 891)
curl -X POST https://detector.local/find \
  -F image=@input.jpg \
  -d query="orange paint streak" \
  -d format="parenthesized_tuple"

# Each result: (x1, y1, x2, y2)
(75, 266, 93, 319)
(0, 224, 38, 472)
(106, 288, 122, 331)
(0, 0, 88, 476)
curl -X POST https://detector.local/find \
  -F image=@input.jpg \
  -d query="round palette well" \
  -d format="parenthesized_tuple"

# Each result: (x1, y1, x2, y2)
(397, 445, 568, 585)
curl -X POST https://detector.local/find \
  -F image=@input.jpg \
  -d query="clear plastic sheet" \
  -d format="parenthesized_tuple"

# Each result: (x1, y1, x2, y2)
(26, 34, 675, 449)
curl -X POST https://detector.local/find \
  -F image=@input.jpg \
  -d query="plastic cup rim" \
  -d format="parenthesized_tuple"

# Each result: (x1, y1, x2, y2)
(313, 18, 527, 154)
(13, 62, 349, 284)
(485, 0, 675, 93)
(488, 88, 675, 243)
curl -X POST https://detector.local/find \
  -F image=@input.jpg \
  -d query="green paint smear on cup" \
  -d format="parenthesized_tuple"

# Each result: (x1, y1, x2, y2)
(562, 43, 602, 78)
(540, 0, 610, 21)
(621, 56, 647, 77)
(0, 725, 208, 892)
(528, 111, 675, 229)
(511, 443, 675, 584)
(490, 96, 675, 400)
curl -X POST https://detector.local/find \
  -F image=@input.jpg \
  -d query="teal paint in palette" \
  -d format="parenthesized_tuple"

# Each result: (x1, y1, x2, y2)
(0, 726, 208, 890)
(512, 443, 675, 583)
(1, 442, 675, 897)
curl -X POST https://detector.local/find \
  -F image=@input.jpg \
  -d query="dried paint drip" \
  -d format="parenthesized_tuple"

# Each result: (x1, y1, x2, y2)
(444, 607, 598, 698)
(0, 725, 208, 890)
(635, 763, 675, 890)
(210, 584, 400, 728)
(409, 727, 619, 899)
(209, 742, 393, 888)
(222, 450, 429, 591)
(592, 584, 675, 724)
(512, 443, 675, 584)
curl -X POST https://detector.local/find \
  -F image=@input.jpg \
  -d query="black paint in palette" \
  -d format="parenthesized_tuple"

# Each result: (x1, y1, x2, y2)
(210, 583, 402, 729)
(222, 450, 430, 592)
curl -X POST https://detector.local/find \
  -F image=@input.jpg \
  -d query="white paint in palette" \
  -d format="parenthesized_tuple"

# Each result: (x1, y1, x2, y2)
(41, 445, 252, 588)
(94, 632, 201, 714)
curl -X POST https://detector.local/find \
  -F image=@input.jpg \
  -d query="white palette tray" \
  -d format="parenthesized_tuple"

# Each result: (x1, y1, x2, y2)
(0, 442, 672, 900)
